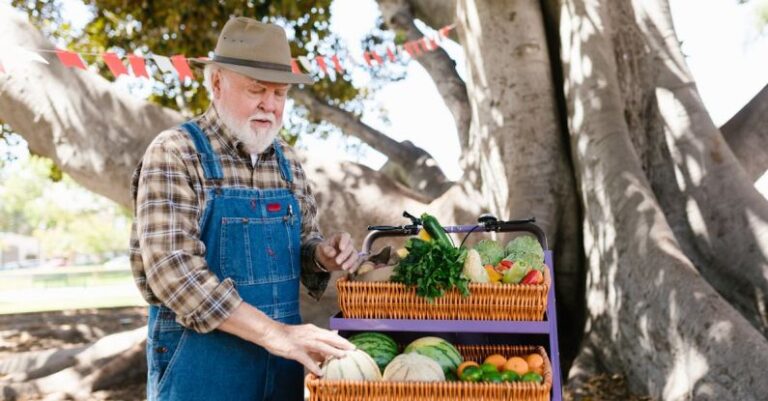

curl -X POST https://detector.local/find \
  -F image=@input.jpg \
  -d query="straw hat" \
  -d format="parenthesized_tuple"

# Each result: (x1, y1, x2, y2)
(191, 17, 312, 85)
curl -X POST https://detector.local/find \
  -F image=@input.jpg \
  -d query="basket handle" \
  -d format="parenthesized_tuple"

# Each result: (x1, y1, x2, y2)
(361, 214, 548, 253)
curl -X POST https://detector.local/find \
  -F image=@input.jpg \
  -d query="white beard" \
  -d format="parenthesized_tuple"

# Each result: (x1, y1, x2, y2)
(217, 105, 280, 154)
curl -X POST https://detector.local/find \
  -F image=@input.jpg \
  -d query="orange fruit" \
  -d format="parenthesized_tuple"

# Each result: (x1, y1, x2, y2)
(483, 354, 507, 371)
(457, 361, 480, 377)
(526, 353, 544, 374)
(504, 356, 529, 375)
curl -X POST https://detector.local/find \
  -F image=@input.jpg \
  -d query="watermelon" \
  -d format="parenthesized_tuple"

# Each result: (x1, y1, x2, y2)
(382, 353, 445, 382)
(321, 349, 382, 381)
(349, 332, 398, 371)
(403, 336, 463, 375)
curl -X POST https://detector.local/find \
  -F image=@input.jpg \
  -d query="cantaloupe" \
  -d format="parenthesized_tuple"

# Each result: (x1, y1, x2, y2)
(382, 353, 445, 382)
(321, 349, 382, 381)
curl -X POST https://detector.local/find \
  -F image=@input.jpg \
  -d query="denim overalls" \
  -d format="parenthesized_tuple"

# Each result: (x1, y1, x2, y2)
(146, 121, 304, 401)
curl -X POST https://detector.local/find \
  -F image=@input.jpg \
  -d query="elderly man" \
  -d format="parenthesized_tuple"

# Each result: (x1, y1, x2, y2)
(129, 17, 359, 401)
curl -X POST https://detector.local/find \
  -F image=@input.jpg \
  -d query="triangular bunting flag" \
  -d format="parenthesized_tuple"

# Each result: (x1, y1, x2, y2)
(386, 47, 397, 62)
(290, 59, 301, 73)
(315, 56, 328, 75)
(371, 52, 384, 65)
(297, 56, 312, 73)
(362, 52, 373, 66)
(429, 37, 439, 50)
(170, 55, 193, 81)
(420, 37, 432, 51)
(127, 55, 149, 78)
(55, 49, 86, 70)
(152, 55, 175, 74)
(403, 41, 421, 57)
(102, 52, 128, 78)
(438, 25, 452, 39)
(331, 55, 344, 74)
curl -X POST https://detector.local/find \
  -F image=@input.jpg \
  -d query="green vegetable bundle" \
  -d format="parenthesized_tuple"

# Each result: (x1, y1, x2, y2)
(391, 238, 469, 301)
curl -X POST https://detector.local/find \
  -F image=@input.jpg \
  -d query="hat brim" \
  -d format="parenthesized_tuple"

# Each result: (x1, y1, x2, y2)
(190, 57, 313, 85)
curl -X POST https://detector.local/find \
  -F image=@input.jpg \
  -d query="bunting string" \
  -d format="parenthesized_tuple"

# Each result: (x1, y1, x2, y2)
(0, 24, 455, 85)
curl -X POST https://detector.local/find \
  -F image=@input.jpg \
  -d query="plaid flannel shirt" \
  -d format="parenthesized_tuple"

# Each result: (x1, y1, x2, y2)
(129, 105, 330, 333)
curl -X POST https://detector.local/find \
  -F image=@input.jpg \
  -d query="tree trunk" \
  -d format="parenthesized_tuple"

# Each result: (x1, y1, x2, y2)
(720, 84, 768, 182)
(559, 0, 768, 399)
(634, 0, 768, 336)
(455, 0, 585, 368)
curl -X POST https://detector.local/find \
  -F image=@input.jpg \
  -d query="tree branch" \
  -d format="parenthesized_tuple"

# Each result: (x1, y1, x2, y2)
(376, 0, 471, 150)
(720, 84, 768, 181)
(290, 87, 453, 199)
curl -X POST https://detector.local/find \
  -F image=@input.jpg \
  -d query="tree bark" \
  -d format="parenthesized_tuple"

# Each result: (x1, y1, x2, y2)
(559, 0, 768, 399)
(454, 0, 585, 368)
(633, 0, 768, 336)
(720, 84, 768, 182)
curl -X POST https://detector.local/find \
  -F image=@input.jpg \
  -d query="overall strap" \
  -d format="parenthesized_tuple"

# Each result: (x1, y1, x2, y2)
(272, 140, 294, 184)
(180, 121, 224, 180)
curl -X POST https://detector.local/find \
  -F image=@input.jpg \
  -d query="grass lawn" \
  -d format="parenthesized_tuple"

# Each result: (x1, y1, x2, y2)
(0, 265, 146, 314)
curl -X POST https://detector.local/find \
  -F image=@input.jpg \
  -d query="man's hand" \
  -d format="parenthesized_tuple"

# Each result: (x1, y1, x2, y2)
(218, 303, 355, 376)
(314, 232, 361, 273)
(261, 321, 355, 376)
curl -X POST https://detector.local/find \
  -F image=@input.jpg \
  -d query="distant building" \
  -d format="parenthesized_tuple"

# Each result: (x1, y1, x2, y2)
(0, 232, 41, 269)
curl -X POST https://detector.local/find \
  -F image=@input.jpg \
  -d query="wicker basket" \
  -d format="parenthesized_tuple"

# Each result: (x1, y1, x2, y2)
(306, 344, 552, 401)
(337, 266, 550, 320)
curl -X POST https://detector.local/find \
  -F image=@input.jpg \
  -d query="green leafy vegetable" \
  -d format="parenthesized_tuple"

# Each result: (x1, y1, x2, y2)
(474, 239, 505, 266)
(392, 238, 469, 301)
(504, 236, 544, 267)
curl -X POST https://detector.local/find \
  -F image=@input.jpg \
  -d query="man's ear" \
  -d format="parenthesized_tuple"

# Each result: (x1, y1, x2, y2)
(211, 69, 223, 99)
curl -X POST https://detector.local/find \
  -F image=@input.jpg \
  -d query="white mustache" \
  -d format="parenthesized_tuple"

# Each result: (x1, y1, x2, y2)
(249, 113, 275, 124)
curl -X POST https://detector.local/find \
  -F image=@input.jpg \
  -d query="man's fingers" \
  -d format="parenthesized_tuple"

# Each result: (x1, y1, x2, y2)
(310, 341, 349, 359)
(323, 244, 336, 258)
(335, 244, 354, 265)
(316, 330, 356, 350)
(341, 253, 361, 272)
(296, 352, 323, 376)
(337, 233, 351, 250)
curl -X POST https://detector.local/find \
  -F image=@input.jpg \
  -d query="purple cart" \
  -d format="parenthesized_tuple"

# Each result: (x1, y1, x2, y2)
(330, 215, 564, 401)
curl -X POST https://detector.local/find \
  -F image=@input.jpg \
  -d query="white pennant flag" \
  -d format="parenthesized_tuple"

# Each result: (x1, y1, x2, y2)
(151, 55, 175, 74)
(297, 56, 313, 74)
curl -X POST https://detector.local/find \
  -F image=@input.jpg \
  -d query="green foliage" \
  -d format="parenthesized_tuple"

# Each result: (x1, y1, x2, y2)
(392, 238, 469, 301)
(0, 156, 130, 257)
(11, 0, 406, 141)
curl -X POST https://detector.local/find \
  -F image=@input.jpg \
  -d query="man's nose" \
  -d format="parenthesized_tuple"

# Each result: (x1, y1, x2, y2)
(259, 91, 278, 112)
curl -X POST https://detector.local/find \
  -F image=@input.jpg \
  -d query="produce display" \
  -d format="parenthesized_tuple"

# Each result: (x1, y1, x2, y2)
(348, 332, 398, 371)
(321, 349, 382, 381)
(458, 353, 544, 384)
(319, 333, 546, 386)
(347, 213, 548, 298)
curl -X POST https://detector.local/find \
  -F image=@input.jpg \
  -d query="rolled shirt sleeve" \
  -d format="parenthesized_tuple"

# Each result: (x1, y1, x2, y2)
(135, 133, 242, 333)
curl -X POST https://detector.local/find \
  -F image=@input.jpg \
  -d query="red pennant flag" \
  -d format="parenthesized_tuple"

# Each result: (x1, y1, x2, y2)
(127, 55, 149, 78)
(55, 49, 86, 70)
(438, 25, 452, 39)
(290, 59, 301, 73)
(429, 37, 439, 50)
(315, 56, 328, 74)
(386, 47, 396, 62)
(371, 52, 384, 65)
(331, 55, 344, 74)
(403, 41, 421, 57)
(362, 52, 373, 66)
(170, 55, 193, 81)
(102, 52, 128, 78)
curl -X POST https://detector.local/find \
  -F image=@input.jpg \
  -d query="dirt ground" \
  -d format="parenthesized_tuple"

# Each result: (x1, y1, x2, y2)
(0, 308, 651, 401)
